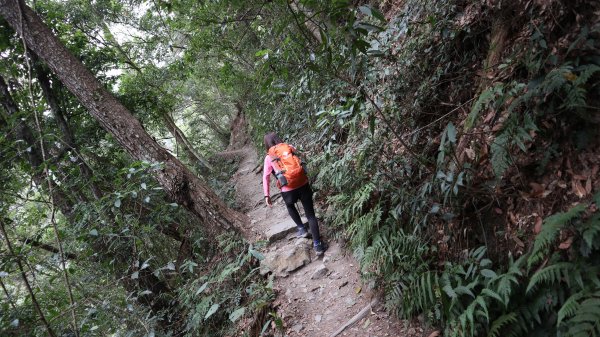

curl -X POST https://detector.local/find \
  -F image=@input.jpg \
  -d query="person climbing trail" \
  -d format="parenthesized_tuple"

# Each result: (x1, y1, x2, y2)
(262, 132, 327, 255)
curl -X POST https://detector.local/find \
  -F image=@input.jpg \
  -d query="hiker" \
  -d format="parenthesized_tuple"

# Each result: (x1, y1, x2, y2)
(262, 132, 327, 255)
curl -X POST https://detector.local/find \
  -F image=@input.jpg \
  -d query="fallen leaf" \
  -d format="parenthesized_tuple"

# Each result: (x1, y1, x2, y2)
(355, 286, 362, 294)
(465, 148, 476, 160)
(529, 182, 545, 198)
(592, 165, 599, 177)
(428, 331, 441, 337)
(572, 180, 586, 198)
(509, 212, 517, 225)
(534, 217, 543, 234)
(559, 236, 574, 250)
(513, 236, 525, 248)
(585, 178, 592, 194)
(494, 208, 503, 214)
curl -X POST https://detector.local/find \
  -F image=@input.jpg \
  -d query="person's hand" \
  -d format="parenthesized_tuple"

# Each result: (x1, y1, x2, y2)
(265, 196, 272, 207)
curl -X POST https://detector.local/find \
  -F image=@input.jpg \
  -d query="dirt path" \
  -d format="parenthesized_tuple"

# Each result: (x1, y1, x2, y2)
(232, 146, 423, 337)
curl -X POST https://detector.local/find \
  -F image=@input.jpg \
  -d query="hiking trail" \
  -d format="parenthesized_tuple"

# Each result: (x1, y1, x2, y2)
(231, 145, 426, 337)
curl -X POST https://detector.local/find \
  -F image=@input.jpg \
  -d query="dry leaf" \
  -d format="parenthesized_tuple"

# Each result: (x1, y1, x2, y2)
(355, 286, 362, 294)
(494, 208, 503, 214)
(509, 212, 517, 225)
(513, 236, 525, 248)
(559, 236, 574, 250)
(572, 180, 586, 198)
(529, 182, 545, 198)
(534, 217, 543, 234)
(428, 331, 441, 337)
(465, 148, 476, 160)
(585, 178, 592, 194)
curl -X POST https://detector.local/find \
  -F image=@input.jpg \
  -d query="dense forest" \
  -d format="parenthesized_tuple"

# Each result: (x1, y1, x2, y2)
(0, 0, 599, 336)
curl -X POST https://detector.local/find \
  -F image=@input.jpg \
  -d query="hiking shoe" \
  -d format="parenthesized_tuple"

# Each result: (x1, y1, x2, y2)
(314, 242, 328, 256)
(296, 226, 310, 238)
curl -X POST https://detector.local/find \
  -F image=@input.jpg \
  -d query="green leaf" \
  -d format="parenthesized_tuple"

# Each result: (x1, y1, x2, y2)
(196, 282, 208, 295)
(89, 229, 98, 236)
(593, 192, 600, 207)
(249, 249, 265, 261)
(358, 5, 385, 21)
(255, 49, 271, 57)
(446, 122, 456, 143)
(481, 269, 497, 279)
(229, 307, 245, 322)
(204, 303, 219, 320)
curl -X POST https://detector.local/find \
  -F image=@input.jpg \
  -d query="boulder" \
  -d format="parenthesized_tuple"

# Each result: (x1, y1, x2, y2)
(260, 243, 311, 276)
(310, 264, 329, 280)
(265, 218, 298, 242)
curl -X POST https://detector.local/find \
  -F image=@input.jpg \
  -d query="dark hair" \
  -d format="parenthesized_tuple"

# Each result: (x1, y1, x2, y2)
(264, 132, 283, 151)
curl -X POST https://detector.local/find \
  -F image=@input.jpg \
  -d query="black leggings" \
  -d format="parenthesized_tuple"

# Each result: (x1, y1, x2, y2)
(282, 184, 321, 244)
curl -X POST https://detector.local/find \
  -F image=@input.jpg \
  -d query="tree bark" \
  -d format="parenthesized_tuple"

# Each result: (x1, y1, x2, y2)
(162, 112, 213, 172)
(0, 0, 248, 236)
(33, 58, 105, 200)
(0, 75, 77, 219)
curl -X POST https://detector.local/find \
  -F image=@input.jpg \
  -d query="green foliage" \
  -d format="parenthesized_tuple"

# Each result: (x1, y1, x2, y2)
(397, 200, 600, 337)
(528, 204, 586, 267)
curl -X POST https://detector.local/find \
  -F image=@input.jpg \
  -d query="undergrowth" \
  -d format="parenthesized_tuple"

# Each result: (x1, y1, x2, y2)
(246, 0, 600, 336)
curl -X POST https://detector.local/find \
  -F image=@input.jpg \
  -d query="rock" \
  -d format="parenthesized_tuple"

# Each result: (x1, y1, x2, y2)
(265, 218, 298, 242)
(315, 314, 322, 323)
(295, 238, 312, 247)
(259, 243, 311, 276)
(292, 324, 303, 333)
(310, 264, 329, 280)
(345, 297, 356, 307)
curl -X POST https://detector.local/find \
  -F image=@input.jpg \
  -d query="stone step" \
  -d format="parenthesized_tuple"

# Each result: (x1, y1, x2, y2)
(265, 217, 307, 243)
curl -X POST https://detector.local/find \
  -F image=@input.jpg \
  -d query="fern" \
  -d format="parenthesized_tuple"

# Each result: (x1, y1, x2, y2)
(582, 214, 600, 249)
(487, 312, 518, 337)
(490, 132, 511, 177)
(564, 291, 600, 337)
(526, 262, 573, 294)
(465, 84, 503, 130)
(528, 204, 586, 267)
(557, 291, 585, 325)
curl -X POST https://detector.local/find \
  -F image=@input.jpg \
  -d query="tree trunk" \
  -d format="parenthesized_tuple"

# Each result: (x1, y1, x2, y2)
(0, 0, 248, 236)
(0, 75, 77, 219)
(162, 112, 213, 172)
(33, 58, 105, 200)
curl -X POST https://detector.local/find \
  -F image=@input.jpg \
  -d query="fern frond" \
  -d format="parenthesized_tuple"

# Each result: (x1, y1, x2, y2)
(528, 204, 585, 267)
(465, 84, 503, 130)
(487, 312, 518, 337)
(573, 64, 600, 86)
(582, 214, 600, 249)
(558, 292, 585, 326)
(490, 132, 511, 177)
(526, 262, 573, 294)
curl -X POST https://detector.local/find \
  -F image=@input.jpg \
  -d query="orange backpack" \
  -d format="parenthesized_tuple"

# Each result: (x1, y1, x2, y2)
(268, 143, 308, 189)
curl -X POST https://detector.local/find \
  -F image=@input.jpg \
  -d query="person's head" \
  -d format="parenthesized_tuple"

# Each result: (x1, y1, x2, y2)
(264, 132, 283, 151)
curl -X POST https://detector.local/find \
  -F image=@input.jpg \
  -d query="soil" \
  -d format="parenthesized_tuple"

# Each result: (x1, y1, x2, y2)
(231, 145, 426, 337)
